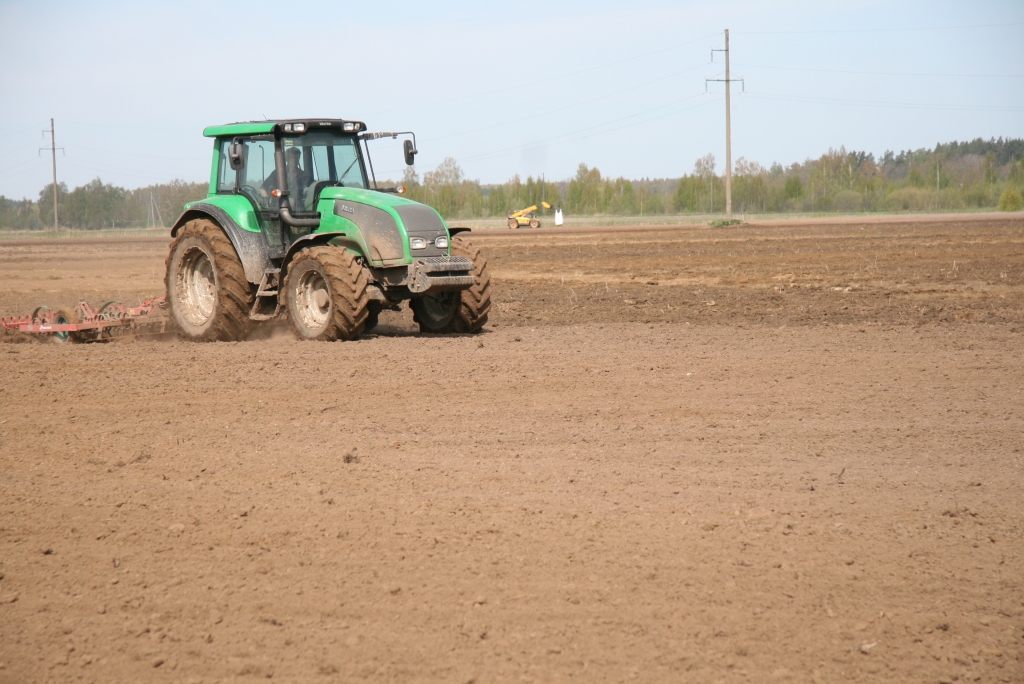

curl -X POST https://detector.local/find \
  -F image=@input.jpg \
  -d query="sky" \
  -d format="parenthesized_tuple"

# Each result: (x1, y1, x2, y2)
(1, 0, 1022, 199)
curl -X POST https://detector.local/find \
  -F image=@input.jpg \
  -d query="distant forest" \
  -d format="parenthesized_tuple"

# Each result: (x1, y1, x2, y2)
(2, 137, 1022, 230)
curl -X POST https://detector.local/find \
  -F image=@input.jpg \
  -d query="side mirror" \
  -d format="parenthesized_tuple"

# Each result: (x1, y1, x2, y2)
(403, 139, 417, 166)
(228, 140, 245, 170)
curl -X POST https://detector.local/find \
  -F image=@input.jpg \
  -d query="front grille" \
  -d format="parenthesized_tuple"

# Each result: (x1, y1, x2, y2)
(413, 256, 473, 273)
(406, 256, 475, 293)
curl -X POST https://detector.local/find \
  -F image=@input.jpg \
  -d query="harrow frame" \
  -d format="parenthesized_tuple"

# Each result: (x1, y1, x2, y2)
(2, 297, 170, 342)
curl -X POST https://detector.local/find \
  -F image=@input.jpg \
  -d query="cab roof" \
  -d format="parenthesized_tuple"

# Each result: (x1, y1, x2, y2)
(202, 119, 367, 138)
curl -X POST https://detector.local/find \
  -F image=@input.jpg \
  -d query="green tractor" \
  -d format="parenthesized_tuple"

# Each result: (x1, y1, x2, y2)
(165, 119, 490, 341)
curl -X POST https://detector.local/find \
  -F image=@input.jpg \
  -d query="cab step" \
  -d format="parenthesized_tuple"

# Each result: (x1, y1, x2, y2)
(250, 268, 281, 321)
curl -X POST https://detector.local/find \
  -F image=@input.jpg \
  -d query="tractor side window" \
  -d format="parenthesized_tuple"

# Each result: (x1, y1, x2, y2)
(217, 141, 236, 192)
(216, 138, 281, 211)
(242, 140, 277, 209)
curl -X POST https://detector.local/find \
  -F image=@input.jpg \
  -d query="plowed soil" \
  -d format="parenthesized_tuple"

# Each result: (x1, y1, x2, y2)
(1, 215, 1023, 683)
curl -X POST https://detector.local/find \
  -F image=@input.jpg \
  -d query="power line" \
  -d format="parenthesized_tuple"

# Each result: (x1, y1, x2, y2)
(0, 157, 47, 182)
(741, 21, 1024, 35)
(453, 92, 708, 165)
(365, 31, 722, 118)
(64, 142, 203, 163)
(734, 62, 1024, 79)
(61, 160, 182, 183)
(744, 91, 1024, 112)
(373, 95, 722, 180)
(426, 60, 713, 144)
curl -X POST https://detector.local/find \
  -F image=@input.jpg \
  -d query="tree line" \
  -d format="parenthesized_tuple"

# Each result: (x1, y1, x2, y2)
(3, 137, 1022, 229)
(403, 137, 1023, 218)
(1, 179, 206, 231)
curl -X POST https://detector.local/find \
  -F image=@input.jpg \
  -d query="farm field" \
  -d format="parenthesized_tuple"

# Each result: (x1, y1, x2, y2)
(1, 215, 1023, 683)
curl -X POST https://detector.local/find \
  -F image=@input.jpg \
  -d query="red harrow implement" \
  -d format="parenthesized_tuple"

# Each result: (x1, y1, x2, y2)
(2, 297, 170, 343)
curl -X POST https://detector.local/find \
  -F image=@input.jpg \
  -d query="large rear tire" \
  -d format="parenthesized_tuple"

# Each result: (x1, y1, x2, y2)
(508, 218, 518, 230)
(165, 219, 254, 341)
(284, 246, 369, 341)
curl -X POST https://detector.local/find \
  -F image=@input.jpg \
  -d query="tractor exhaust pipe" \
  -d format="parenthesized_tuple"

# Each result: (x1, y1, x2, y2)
(274, 145, 320, 228)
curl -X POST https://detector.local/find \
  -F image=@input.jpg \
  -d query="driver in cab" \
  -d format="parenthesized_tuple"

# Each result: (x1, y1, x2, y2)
(259, 147, 312, 210)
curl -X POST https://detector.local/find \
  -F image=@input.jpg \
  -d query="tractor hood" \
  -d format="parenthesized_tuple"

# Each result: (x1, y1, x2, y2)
(316, 186, 422, 209)
(318, 187, 451, 264)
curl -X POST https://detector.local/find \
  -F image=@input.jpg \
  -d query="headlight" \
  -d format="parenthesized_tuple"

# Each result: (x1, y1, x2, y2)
(434, 236, 448, 249)
(410, 237, 427, 250)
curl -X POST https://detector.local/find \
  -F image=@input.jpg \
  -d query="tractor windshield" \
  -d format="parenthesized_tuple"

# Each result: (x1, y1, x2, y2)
(282, 132, 367, 211)
(219, 131, 367, 212)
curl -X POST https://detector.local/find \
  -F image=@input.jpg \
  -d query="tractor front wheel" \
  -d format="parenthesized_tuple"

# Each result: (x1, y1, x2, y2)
(411, 293, 459, 333)
(448, 237, 492, 333)
(284, 246, 370, 341)
(410, 237, 491, 334)
(529, 219, 540, 229)
(165, 219, 254, 341)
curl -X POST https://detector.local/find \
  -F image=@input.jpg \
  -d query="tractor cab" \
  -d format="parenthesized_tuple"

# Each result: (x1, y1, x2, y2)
(211, 120, 382, 256)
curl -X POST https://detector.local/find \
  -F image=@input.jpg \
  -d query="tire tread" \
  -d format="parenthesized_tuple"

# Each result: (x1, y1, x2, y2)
(164, 219, 254, 341)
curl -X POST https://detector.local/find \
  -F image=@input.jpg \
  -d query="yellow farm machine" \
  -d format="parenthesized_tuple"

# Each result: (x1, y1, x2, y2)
(507, 201, 551, 229)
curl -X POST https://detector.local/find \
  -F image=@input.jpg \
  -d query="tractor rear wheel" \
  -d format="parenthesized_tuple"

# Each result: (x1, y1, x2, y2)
(508, 218, 518, 230)
(165, 219, 254, 341)
(284, 246, 369, 341)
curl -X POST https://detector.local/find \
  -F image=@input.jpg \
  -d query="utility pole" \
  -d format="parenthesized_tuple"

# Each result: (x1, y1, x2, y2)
(724, 29, 732, 218)
(152, 192, 164, 227)
(708, 30, 743, 218)
(40, 118, 64, 236)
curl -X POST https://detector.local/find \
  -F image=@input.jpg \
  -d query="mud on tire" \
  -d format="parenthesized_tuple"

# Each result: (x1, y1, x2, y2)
(165, 219, 254, 341)
(448, 236, 491, 333)
(284, 246, 370, 341)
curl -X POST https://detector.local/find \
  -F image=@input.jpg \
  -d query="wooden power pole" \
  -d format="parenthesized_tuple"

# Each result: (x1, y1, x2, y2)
(724, 29, 732, 218)
(707, 31, 743, 219)
(40, 118, 63, 235)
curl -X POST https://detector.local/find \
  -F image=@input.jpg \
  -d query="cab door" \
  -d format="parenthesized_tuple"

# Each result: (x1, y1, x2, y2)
(217, 136, 286, 257)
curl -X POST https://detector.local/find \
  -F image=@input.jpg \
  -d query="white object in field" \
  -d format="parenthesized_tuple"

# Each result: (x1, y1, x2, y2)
(554, 209, 564, 226)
